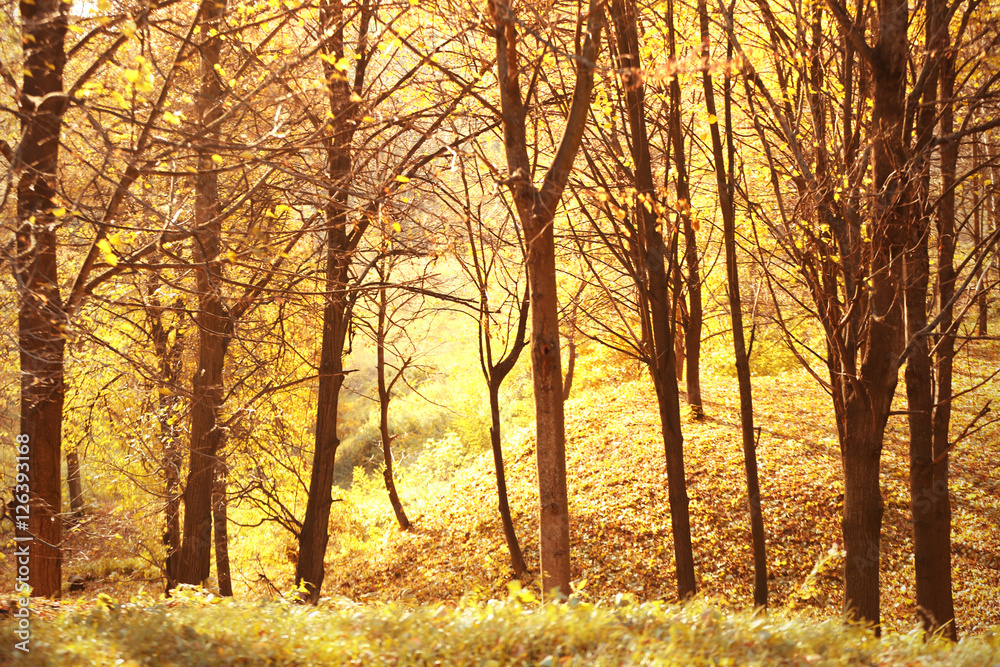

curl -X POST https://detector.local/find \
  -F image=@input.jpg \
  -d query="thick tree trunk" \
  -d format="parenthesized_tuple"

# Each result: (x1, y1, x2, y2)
(14, 0, 70, 599)
(840, 420, 885, 629)
(295, 0, 367, 602)
(213, 458, 233, 596)
(917, 25, 958, 638)
(526, 205, 572, 597)
(612, 0, 696, 599)
(832, 0, 909, 631)
(178, 0, 228, 587)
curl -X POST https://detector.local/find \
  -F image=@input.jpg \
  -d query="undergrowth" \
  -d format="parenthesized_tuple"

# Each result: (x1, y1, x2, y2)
(2, 588, 999, 666)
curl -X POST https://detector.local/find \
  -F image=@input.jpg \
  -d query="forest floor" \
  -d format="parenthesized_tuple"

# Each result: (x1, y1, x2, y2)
(318, 342, 1000, 637)
(2, 339, 998, 659)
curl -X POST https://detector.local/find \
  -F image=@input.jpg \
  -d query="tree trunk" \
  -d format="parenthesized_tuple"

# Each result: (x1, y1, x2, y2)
(163, 427, 183, 591)
(145, 275, 186, 593)
(917, 19, 958, 637)
(14, 0, 71, 599)
(612, 0, 696, 599)
(67, 450, 84, 518)
(489, 382, 528, 578)
(177, 0, 229, 587)
(526, 199, 572, 598)
(376, 284, 410, 531)
(700, 0, 768, 603)
(213, 457, 233, 597)
(488, 0, 603, 599)
(295, 0, 369, 602)
(666, 0, 703, 418)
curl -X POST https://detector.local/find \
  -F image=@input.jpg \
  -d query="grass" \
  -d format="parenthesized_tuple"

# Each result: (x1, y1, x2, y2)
(2, 591, 1000, 665)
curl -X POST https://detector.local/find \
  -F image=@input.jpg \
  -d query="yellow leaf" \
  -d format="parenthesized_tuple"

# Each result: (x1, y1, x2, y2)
(349, 92, 363, 103)
(240, 150, 254, 160)
(157, 387, 174, 396)
(52, 207, 66, 218)
(97, 239, 118, 267)
(392, 221, 401, 233)
(226, 249, 237, 263)
(395, 175, 410, 183)
(185, 166, 198, 173)
(212, 154, 224, 166)
(124, 69, 140, 84)
(163, 111, 182, 125)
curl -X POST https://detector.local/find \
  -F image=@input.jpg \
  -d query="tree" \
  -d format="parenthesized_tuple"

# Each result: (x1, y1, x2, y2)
(12, 0, 71, 598)
(603, 0, 696, 599)
(295, 0, 487, 600)
(448, 162, 531, 578)
(696, 0, 767, 607)
(488, 0, 604, 597)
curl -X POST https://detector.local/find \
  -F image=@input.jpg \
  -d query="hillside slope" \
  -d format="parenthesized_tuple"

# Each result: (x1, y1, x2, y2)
(322, 349, 1000, 635)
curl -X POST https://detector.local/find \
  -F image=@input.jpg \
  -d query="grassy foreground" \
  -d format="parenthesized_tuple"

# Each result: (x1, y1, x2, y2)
(2, 590, 999, 666)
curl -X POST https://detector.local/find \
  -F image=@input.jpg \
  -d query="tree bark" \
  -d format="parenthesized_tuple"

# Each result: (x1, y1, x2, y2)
(489, 382, 529, 578)
(612, 0, 696, 600)
(666, 0, 703, 418)
(911, 9, 957, 635)
(698, 0, 768, 606)
(67, 450, 84, 518)
(145, 273, 186, 592)
(926, 51, 957, 638)
(376, 284, 411, 531)
(177, 0, 229, 587)
(295, 0, 371, 602)
(488, 0, 603, 598)
(14, 0, 71, 599)
(213, 457, 233, 596)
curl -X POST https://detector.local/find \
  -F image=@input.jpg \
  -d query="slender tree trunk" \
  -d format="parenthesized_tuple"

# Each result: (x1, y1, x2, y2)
(376, 284, 410, 531)
(612, 0, 696, 599)
(489, 382, 528, 578)
(666, 0, 703, 418)
(697, 0, 766, 606)
(145, 275, 186, 592)
(178, 0, 229, 587)
(972, 142, 986, 336)
(563, 320, 577, 401)
(67, 451, 84, 518)
(14, 0, 70, 599)
(163, 427, 183, 590)
(213, 457, 233, 596)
